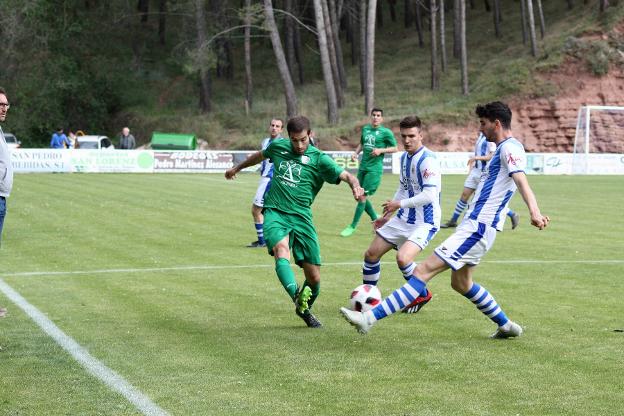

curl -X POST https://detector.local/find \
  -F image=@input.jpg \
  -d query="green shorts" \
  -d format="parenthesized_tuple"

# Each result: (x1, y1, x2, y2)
(357, 170, 382, 196)
(263, 208, 322, 266)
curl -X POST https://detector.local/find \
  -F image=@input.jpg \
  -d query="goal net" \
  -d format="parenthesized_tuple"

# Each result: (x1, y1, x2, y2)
(572, 105, 624, 174)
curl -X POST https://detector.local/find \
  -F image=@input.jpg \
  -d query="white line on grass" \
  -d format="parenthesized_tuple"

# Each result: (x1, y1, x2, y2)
(3, 259, 624, 278)
(0, 278, 169, 416)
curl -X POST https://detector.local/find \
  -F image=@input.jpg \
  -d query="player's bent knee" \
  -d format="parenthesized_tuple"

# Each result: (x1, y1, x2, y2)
(450, 278, 470, 294)
(395, 251, 412, 268)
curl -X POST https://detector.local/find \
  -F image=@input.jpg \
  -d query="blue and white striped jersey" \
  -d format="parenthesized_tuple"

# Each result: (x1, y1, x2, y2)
(474, 132, 497, 172)
(259, 137, 277, 178)
(394, 146, 442, 227)
(466, 137, 526, 231)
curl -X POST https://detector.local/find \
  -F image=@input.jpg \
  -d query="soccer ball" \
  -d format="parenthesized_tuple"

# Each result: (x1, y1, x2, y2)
(350, 284, 382, 312)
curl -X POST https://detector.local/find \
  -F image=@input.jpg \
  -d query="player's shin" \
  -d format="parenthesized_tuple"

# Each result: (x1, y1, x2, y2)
(362, 259, 381, 285)
(351, 201, 366, 228)
(463, 283, 509, 327)
(364, 199, 378, 220)
(275, 257, 298, 299)
(369, 276, 427, 321)
(302, 281, 320, 308)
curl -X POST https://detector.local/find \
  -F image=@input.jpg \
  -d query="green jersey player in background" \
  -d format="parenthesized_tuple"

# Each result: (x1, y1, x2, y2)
(341, 108, 397, 237)
(225, 116, 364, 328)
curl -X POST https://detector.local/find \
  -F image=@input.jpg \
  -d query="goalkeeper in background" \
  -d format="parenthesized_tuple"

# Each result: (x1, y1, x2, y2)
(226, 116, 364, 328)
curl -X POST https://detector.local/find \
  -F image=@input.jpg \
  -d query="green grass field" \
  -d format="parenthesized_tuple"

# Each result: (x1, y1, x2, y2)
(1, 173, 623, 415)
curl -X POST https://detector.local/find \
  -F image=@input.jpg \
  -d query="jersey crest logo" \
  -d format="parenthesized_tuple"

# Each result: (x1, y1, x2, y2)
(507, 153, 522, 166)
(423, 169, 436, 179)
(364, 134, 375, 147)
(301, 155, 310, 165)
(278, 160, 302, 183)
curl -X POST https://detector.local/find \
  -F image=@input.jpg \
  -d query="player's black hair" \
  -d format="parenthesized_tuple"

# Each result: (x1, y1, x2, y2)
(371, 107, 383, 116)
(475, 101, 512, 129)
(287, 116, 311, 135)
(399, 115, 422, 130)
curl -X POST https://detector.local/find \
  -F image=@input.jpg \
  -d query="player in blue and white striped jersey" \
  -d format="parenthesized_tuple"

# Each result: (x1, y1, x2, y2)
(247, 118, 283, 248)
(359, 116, 441, 314)
(441, 131, 520, 229)
(342, 102, 550, 337)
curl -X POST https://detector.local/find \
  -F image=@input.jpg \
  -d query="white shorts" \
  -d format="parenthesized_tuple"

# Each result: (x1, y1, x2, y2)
(463, 168, 483, 190)
(253, 177, 271, 207)
(434, 219, 498, 270)
(377, 216, 439, 251)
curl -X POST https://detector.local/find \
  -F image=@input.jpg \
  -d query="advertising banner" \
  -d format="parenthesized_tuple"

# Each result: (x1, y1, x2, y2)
(525, 154, 544, 175)
(153, 151, 234, 172)
(581, 154, 624, 174)
(324, 151, 393, 174)
(426, 152, 473, 175)
(10, 149, 72, 173)
(68, 150, 154, 173)
(8, 149, 624, 175)
(543, 153, 573, 175)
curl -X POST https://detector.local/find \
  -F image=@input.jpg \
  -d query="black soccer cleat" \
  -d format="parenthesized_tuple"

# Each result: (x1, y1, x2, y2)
(510, 213, 520, 230)
(296, 308, 323, 328)
(440, 220, 457, 229)
(246, 240, 267, 248)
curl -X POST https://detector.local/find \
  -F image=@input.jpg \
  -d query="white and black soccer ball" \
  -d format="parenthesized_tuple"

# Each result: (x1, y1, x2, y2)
(349, 284, 382, 312)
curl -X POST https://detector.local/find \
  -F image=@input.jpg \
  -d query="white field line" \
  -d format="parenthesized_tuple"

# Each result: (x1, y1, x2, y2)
(2, 259, 624, 278)
(0, 279, 169, 416)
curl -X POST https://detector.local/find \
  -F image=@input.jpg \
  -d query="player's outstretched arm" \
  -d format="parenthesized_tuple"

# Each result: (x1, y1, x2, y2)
(224, 151, 264, 180)
(339, 170, 365, 201)
(351, 144, 363, 161)
(370, 145, 398, 157)
(512, 172, 550, 230)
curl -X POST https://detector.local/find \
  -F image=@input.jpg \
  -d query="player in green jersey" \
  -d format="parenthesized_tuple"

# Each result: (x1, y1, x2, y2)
(340, 108, 397, 237)
(225, 116, 364, 328)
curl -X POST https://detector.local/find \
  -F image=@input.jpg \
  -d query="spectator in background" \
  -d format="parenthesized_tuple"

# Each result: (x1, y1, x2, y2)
(67, 130, 77, 149)
(0, 87, 14, 247)
(119, 127, 136, 149)
(0, 87, 11, 317)
(50, 127, 70, 149)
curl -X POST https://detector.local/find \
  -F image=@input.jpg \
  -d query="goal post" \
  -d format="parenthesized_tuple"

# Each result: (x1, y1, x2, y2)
(572, 105, 624, 174)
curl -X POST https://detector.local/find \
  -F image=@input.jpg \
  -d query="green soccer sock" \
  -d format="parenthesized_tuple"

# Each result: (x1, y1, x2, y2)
(350, 201, 366, 228)
(275, 258, 298, 299)
(364, 199, 378, 220)
(302, 281, 320, 308)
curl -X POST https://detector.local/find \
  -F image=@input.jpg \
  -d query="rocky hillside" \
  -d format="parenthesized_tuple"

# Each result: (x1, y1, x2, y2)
(336, 23, 624, 155)
(421, 63, 624, 154)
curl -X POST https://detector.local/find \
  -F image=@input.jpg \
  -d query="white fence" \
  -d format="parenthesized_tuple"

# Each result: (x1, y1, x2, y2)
(9, 149, 624, 175)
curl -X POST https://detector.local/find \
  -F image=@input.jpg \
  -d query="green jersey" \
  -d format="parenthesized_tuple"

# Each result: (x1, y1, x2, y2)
(359, 124, 396, 172)
(262, 138, 344, 220)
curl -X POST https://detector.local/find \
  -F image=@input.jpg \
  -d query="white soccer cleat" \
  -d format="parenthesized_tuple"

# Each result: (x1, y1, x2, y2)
(340, 307, 374, 334)
(490, 320, 523, 339)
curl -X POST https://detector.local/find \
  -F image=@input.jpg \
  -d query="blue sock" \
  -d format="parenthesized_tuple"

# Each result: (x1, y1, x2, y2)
(371, 276, 427, 320)
(399, 262, 416, 280)
(255, 223, 265, 244)
(451, 199, 468, 222)
(362, 259, 381, 285)
(463, 283, 509, 327)
(507, 209, 516, 218)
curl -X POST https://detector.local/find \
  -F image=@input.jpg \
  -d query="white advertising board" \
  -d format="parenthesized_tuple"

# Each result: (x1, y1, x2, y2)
(8, 149, 624, 175)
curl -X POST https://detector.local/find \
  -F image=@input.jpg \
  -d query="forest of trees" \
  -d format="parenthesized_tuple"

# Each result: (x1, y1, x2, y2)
(0, 0, 618, 146)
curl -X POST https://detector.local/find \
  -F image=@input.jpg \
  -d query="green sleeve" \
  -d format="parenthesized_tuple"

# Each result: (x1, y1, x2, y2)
(262, 141, 275, 159)
(319, 153, 344, 185)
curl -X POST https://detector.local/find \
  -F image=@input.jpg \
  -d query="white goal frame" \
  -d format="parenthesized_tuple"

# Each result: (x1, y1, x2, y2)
(572, 105, 624, 174)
